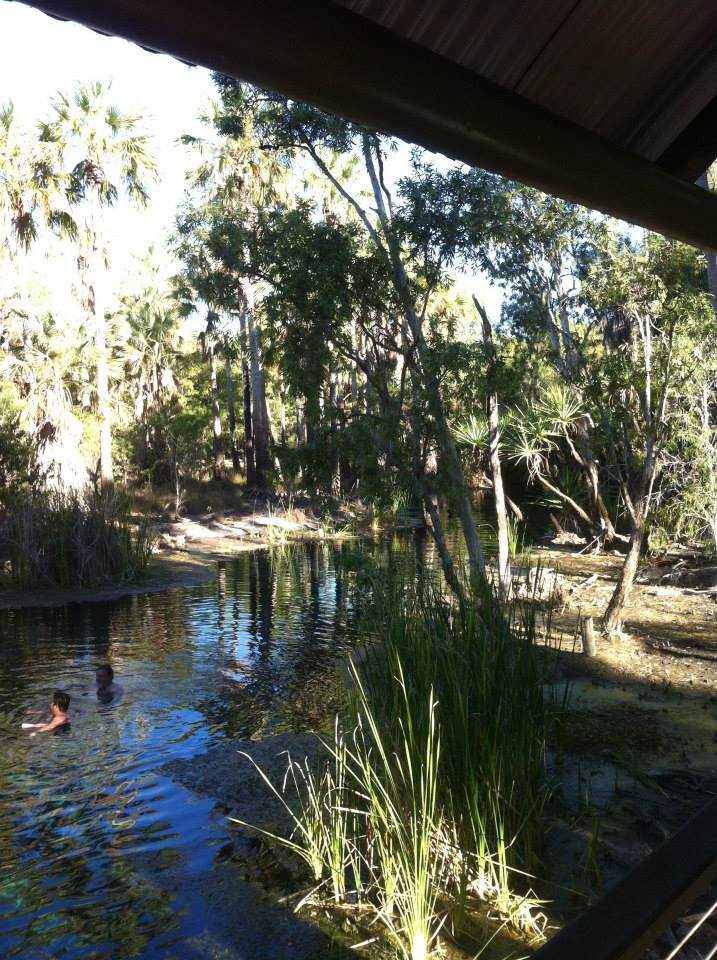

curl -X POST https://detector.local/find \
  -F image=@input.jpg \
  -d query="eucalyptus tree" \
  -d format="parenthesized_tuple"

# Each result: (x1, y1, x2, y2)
(39, 83, 156, 486)
(470, 297, 512, 592)
(585, 234, 714, 633)
(257, 199, 405, 494)
(175, 105, 288, 488)
(213, 79, 504, 584)
(487, 188, 625, 547)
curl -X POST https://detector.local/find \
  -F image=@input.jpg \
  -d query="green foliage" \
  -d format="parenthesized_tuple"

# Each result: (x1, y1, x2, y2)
(360, 575, 564, 875)
(0, 394, 40, 504)
(240, 573, 561, 956)
(452, 414, 489, 450)
(4, 74, 717, 571)
(1, 488, 155, 589)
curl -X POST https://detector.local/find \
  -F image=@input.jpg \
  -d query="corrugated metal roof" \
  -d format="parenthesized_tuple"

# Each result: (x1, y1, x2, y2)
(339, 0, 717, 164)
(15, 0, 717, 248)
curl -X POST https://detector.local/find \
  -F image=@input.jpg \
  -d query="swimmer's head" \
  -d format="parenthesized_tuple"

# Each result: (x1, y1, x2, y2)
(52, 690, 70, 714)
(96, 665, 114, 689)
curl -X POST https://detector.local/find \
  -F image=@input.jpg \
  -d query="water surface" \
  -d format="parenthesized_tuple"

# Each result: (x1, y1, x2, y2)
(0, 511, 541, 959)
(0, 533, 455, 959)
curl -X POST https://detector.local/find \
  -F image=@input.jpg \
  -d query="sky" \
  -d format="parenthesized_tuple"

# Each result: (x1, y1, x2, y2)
(1, 2, 215, 267)
(0, 0, 503, 319)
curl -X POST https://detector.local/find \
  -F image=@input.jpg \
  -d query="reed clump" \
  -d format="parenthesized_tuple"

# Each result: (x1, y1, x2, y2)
(1, 488, 155, 589)
(238, 574, 567, 960)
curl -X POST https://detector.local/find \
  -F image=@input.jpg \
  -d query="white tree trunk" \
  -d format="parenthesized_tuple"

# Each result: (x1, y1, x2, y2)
(474, 296, 511, 593)
(242, 283, 272, 488)
(80, 238, 113, 486)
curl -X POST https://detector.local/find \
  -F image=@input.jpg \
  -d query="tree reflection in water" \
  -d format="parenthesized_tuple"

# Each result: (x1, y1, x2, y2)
(0, 532, 459, 959)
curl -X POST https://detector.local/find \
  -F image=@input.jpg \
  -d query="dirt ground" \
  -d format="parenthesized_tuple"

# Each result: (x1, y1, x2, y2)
(529, 545, 717, 959)
(535, 544, 717, 691)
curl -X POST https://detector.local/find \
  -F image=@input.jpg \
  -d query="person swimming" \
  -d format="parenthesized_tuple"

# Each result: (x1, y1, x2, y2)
(95, 665, 122, 703)
(21, 690, 71, 736)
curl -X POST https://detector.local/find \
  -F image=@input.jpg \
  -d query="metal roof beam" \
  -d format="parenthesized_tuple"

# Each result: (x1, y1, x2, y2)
(17, 0, 717, 250)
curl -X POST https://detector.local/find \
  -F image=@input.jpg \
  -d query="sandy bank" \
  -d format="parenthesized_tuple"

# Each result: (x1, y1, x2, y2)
(0, 502, 355, 611)
(0, 551, 222, 611)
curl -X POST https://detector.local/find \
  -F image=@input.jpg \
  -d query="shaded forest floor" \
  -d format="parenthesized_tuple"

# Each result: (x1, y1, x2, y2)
(529, 545, 717, 959)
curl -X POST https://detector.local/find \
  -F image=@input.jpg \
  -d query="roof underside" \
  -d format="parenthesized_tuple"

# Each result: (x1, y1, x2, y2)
(340, 0, 717, 176)
(15, 0, 717, 250)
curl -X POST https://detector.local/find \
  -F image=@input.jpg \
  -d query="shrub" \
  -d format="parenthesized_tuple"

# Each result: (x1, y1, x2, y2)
(1, 488, 155, 589)
(0, 402, 41, 507)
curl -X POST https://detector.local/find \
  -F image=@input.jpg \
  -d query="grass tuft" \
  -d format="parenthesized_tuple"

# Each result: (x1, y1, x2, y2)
(238, 571, 567, 958)
(1, 487, 155, 589)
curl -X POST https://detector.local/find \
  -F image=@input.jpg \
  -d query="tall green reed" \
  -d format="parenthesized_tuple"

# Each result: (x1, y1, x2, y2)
(350, 663, 445, 960)
(236, 570, 566, 958)
(360, 572, 564, 877)
(2, 488, 155, 589)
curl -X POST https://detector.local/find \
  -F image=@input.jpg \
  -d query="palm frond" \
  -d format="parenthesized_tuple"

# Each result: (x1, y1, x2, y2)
(452, 414, 489, 449)
(537, 382, 585, 432)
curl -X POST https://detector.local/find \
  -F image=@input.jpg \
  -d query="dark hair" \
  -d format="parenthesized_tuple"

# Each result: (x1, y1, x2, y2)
(53, 690, 70, 712)
(97, 664, 114, 681)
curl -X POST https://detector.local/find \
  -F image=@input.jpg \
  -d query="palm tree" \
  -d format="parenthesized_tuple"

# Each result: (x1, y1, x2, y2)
(0, 100, 76, 251)
(39, 83, 156, 486)
(1, 307, 87, 491)
(120, 252, 181, 477)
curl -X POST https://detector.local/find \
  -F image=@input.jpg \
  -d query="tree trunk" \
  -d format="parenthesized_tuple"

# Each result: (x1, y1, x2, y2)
(603, 515, 644, 635)
(96, 305, 113, 487)
(550, 512, 566, 536)
(328, 371, 341, 497)
(80, 246, 113, 487)
(225, 356, 241, 473)
(507, 496, 524, 521)
(420, 445, 466, 603)
(362, 136, 486, 584)
(581, 615, 597, 656)
(568, 421, 622, 545)
(296, 401, 307, 447)
(238, 311, 256, 486)
(278, 381, 288, 445)
(244, 293, 272, 489)
(604, 435, 659, 635)
(537, 473, 594, 529)
(544, 278, 619, 545)
(423, 491, 466, 604)
(604, 306, 672, 635)
(474, 296, 511, 593)
(206, 334, 223, 481)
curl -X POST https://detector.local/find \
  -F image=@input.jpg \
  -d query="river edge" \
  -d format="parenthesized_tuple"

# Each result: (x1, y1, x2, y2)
(3, 525, 717, 688)
(0, 502, 366, 610)
(161, 694, 717, 958)
(0, 549, 222, 610)
(3, 530, 715, 956)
